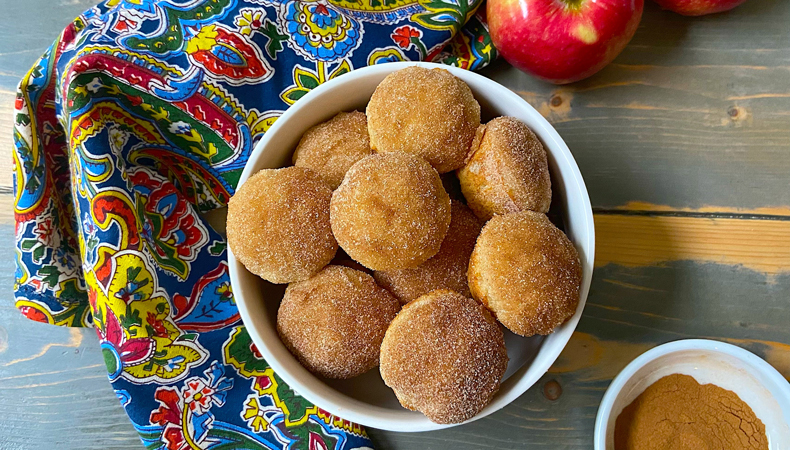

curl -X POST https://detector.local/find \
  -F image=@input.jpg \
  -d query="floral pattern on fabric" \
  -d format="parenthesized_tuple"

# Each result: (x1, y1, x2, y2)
(12, 0, 496, 448)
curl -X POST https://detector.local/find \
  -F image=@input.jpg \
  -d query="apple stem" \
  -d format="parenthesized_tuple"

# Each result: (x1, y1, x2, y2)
(560, 0, 583, 9)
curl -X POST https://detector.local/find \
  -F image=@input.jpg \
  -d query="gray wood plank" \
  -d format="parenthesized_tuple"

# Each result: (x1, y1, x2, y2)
(0, 223, 141, 449)
(1, 0, 789, 449)
(3, 210, 788, 449)
(0, 0, 97, 87)
(369, 262, 790, 449)
(480, 0, 790, 211)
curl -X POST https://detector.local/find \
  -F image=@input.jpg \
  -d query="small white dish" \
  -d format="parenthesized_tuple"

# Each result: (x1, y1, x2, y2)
(595, 339, 790, 450)
(228, 61, 595, 432)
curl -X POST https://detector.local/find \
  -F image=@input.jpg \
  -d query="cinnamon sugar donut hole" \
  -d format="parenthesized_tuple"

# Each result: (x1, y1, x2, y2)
(227, 167, 337, 284)
(458, 117, 552, 221)
(379, 290, 508, 424)
(374, 201, 482, 304)
(277, 265, 400, 379)
(330, 152, 451, 271)
(292, 111, 372, 190)
(367, 66, 480, 173)
(468, 211, 582, 337)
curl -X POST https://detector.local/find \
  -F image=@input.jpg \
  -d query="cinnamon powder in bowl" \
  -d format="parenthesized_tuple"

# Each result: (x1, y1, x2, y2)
(594, 339, 790, 450)
(614, 373, 767, 450)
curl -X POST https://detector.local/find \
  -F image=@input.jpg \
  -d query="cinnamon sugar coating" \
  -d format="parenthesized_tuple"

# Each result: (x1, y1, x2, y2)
(227, 167, 337, 284)
(374, 201, 481, 304)
(292, 111, 372, 190)
(458, 117, 552, 221)
(330, 152, 450, 271)
(367, 66, 480, 173)
(379, 290, 508, 424)
(468, 211, 581, 336)
(277, 266, 400, 379)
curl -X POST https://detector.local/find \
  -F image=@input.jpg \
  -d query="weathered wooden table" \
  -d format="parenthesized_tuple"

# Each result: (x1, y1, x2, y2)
(1, 0, 788, 448)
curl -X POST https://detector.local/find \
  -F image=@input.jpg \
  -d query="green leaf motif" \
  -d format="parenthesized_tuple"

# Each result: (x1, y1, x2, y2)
(178, 333, 198, 342)
(37, 265, 60, 289)
(283, 88, 308, 104)
(31, 245, 46, 264)
(208, 240, 226, 256)
(412, 0, 480, 34)
(15, 113, 31, 127)
(329, 60, 352, 80)
(273, 371, 315, 423)
(297, 71, 319, 90)
(20, 239, 38, 251)
(261, 19, 288, 60)
(120, 304, 142, 329)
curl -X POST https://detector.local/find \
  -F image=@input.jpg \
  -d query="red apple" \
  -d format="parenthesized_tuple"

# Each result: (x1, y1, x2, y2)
(487, 0, 644, 84)
(653, 0, 748, 16)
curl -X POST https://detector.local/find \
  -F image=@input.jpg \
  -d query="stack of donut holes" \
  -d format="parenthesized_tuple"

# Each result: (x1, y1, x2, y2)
(227, 66, 582, 424)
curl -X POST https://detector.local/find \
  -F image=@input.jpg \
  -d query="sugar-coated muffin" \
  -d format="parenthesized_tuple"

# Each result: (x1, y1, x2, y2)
(292, 111, 372, 190)
(277, 266, 400, 379)
(367, 66, 480, 173)
(458, 117, 551, 221)
(330, 152, 451, 271)
(227, 167, 337, 284)
(380, 290, 508, 424)
(468, 210, 581, 336)
(374, 201, 482, 304)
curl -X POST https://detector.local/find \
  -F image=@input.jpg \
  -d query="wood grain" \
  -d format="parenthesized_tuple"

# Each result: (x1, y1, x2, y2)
(1, 0, 789, 449)
(595, 213, 790, 275)
(481, 0, 790, 211)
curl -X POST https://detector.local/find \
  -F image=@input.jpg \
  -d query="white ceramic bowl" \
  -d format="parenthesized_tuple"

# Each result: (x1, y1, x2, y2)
(595, 339, 790, 450)
(228, 61, 595, 432)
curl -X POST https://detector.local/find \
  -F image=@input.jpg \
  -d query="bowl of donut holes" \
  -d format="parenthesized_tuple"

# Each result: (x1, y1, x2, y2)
(227, 62, 594, 432)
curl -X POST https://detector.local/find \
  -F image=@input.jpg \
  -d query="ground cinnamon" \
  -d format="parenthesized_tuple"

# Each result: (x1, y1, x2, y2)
(614, 373, 768, 450)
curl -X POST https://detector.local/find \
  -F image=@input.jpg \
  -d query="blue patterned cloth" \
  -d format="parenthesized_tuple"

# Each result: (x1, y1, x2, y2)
(12, 1, 496, 448)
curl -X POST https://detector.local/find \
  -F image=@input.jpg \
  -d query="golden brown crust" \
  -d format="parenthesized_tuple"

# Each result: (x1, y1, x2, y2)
(292, 111, 372, 190)
(458, 117, 552, 221)
(468, 211, 582, 336)
(379, 290, 508, 424)
(277, 266, 400, 379)
(374, 201, 482, 304)
(227, 167, 337, 284)
(330, 152, 451, 271)
(367, 66, 480, 173)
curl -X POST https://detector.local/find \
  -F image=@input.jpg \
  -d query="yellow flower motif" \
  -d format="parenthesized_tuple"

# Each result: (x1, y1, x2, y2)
(235, 8, 265, 36)
(185, 25, 219, 54)
(242, 397, 271, 432)
(86, 251, 207, 383)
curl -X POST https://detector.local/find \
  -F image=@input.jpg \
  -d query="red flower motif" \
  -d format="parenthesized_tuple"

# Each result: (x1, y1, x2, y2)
(392, 26, 421, 49)
(99, 307, 155, 366)
(151, 387, 182, 426)
(254, 374, 271, 391)
(309, 432, 329, 450)
(188, 26, 269, 84)
(18, 305, 48, 323)
(147, 311, 169, 337)
(32, 218, 54, 245)
(150, 387, 187, 450)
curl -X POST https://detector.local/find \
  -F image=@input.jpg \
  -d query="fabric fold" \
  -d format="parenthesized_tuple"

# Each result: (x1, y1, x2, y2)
(12, 1, 496, 448)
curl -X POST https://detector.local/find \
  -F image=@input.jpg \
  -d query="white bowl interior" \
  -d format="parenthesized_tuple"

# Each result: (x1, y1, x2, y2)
(596, 340, 790, 450)
(229, 62, 595, 432)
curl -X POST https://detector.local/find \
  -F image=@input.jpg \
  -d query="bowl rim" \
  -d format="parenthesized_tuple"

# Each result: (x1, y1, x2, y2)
(229, 61, 596, 432)
(593, 338, 790, 449)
